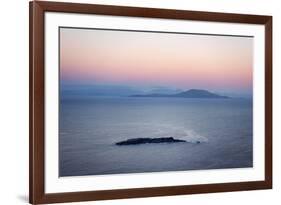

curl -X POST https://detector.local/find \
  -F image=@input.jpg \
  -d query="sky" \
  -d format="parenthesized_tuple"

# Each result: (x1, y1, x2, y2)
(60, 27, 253, 96)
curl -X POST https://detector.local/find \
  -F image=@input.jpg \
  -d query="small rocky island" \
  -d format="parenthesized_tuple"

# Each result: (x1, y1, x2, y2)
(116, 137, 186, 145)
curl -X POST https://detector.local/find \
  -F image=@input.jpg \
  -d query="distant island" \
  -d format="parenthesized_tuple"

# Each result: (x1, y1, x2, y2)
(129, 89, 229, 99)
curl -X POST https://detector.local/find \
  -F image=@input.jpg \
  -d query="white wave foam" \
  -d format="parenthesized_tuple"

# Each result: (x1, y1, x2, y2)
(179, 130, 208, 143)
(150, 124, 208, 144)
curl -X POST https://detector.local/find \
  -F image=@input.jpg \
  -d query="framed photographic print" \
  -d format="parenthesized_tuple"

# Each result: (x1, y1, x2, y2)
(29, 1, 272, 204)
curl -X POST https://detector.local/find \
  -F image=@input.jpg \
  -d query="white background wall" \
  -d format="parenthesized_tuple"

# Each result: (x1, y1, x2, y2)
(0, 0, 279, 204)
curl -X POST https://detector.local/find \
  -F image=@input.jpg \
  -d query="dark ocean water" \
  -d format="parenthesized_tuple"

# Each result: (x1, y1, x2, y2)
(59, 96, 253, 177)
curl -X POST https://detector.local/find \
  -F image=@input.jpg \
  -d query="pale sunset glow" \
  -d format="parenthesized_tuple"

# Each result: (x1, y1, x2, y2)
(59, 27, 254, 177)
(60, 27, 253, 94)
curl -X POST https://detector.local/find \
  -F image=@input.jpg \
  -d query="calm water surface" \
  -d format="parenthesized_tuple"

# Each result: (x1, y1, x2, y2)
(59, 97, 253, 176)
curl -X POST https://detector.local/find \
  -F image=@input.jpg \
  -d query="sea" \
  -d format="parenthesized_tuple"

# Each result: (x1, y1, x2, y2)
(59, 96, 253, 177)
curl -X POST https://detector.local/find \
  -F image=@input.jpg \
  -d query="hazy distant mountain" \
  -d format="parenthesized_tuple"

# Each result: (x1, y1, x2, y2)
(61, 85, 184, 97)
(61, 84, 231, 99)
(61, 84, 143, 97)
(130, 89, 229, 99)
(146, 87, 183, 95)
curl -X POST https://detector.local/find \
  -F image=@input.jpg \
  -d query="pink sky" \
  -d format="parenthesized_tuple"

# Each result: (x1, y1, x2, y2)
(60, 28, 253, 93)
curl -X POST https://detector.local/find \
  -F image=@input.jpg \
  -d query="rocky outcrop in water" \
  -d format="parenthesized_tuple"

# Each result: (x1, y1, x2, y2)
(116, 137, 186, 145)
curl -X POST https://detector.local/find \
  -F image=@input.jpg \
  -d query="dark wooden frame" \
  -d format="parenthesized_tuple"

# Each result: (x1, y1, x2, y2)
(29, 1, 272, 204)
